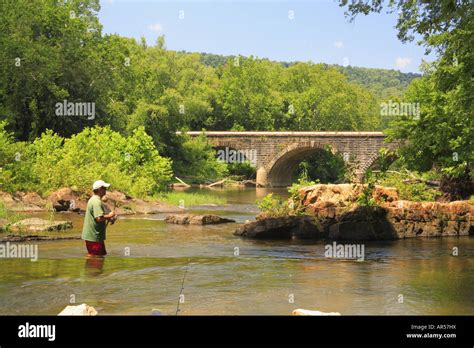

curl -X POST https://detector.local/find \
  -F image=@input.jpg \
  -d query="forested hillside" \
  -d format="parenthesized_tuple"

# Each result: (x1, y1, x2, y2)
(197, 52, 420, 99)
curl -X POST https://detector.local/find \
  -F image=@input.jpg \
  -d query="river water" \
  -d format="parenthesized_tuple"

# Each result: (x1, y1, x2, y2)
(0, 187, 473, 315)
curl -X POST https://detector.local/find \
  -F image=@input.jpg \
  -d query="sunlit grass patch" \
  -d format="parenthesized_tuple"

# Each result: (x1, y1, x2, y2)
(155, 191, 226, 207)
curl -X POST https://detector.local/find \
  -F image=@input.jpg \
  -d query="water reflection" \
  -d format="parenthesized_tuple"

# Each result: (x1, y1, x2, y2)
(83, 256, 105, 276)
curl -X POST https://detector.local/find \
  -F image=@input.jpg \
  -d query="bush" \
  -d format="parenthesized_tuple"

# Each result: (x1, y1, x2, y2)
(377, 171, 441, 202)
(257, 178, 319, 217)
(227, 161, 256, 179)
(0, 125, 173, 197)
(256, 193, 292, 218)
(173, 133, 228, 184)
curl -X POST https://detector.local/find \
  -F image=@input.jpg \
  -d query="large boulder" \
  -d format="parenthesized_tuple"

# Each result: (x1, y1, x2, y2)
(0, 191, 19, 205)
(297, 184, 473, 239)
(383, 200, 473, 238)
(234, 216, 322, 239)
(300, 184, 359, 207)
(328, 206, 397, 241)
(166, 214, 235, 225)
(9, 218, 72, 233)
(15, 192, 46, 209)
(48, 187, 87, 212)
(0, 191, 44, 212)
(300, 184, 399, 211)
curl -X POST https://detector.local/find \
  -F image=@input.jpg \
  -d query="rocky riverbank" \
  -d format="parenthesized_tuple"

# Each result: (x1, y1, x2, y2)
(0, 187, 182, 215)
(235, 184, 473, 240)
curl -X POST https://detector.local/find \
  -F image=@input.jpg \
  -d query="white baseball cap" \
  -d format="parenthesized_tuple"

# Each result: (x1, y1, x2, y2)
(92, 180, 110, 190)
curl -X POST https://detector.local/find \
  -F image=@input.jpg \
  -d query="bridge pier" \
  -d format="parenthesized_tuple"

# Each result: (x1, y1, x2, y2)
(353, 170, 365, 184)
(256, 167, 268, 187)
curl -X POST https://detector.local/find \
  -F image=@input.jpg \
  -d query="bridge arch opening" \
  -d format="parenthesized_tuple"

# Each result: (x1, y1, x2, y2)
(266, 145, 348, 187)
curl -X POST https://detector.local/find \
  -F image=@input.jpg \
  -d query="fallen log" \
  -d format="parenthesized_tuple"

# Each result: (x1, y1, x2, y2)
(240, 179, 256, 186)
(174, 176, 190, 187)
(0, 235, 81, 243)
(402, 179, 440, 187)
(206, 178, 227, 188)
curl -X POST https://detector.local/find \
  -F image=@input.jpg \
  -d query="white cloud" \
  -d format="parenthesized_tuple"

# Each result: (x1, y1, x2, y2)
(395, 57, 411, 69)
(147, 23, 163, 32)
(334, 41, 344, 49)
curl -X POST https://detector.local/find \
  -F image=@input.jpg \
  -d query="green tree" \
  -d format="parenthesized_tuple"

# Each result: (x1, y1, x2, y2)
(172, 133, 228, 183)
(282, 63, 379, 130)
(216, 56, 284, 130)
(341, 0, 474, 199)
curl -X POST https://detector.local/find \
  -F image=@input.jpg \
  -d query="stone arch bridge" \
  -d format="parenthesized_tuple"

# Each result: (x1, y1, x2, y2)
(180, 131, 396, 187)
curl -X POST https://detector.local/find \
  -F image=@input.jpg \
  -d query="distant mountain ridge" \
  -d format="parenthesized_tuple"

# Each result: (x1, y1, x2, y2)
(181, 51, 421, 99)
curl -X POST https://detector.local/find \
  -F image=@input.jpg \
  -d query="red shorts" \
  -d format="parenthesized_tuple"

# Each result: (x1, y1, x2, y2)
(85, 240, 107, 256)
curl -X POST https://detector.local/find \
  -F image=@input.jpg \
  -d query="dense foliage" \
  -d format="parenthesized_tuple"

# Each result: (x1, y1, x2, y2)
(0, 0, 471, 199)
(0, 123, 173, 197)
(198, 52, 419, 100)
(294, 147, 347, 184)
(340, 0, 473, 199)
(0, 1, 411, 142)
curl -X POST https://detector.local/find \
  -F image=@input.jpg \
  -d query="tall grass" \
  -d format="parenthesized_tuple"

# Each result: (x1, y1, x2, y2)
(156, 191, 226, 207)
(0, 201, 24, 231)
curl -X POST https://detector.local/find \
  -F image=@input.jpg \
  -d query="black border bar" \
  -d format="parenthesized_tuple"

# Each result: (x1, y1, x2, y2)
(0, 315, 472, 346)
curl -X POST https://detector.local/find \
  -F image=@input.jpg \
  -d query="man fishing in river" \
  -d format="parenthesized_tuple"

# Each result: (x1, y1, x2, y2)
(81, 180, 117, 257)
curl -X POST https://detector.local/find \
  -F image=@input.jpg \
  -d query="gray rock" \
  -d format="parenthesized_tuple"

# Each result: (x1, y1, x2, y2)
(234, 216, 323, 239)
(165, 214, 235, 225)
(328, 220, 397, 241)
(9, 218, 72, 233)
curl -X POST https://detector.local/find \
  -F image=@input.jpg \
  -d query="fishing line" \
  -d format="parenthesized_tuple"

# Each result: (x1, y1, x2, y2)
(175, 258, 191, 316)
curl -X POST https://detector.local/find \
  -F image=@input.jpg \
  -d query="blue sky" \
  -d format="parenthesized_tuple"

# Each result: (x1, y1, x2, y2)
(98, 0, 436, 73)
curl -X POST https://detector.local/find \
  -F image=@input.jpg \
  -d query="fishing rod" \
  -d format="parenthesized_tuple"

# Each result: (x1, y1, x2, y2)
(175, 259, 190, 316)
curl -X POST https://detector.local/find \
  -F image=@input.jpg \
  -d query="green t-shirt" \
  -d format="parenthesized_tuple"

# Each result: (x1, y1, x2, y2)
(82, 195, 106, 242)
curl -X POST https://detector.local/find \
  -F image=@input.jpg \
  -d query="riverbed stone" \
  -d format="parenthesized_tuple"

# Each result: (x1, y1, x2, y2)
(9, 218, 72, 233)
(0, 191, 45, 212)
(48, 187, 86, 212)
(292, 309, 341, 316)
(166, 214, 235, 225)
(16, 192, 46, 208)
(58, 304, 97, 316)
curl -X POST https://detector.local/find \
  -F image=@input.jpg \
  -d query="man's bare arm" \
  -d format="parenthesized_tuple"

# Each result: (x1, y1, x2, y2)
(95, 212, 116, 222)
